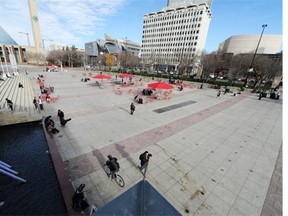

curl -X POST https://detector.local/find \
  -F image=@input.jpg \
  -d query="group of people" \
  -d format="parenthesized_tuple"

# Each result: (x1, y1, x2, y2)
(142, 88, 153, 96)
(44, 116, 59, 134)
(133, 95, 143, 104)
(43, 109, 72, 135)
(33, 96, 44, 110)
(81, 77, 90, 82)
(72, 151, 152, 214)
(105, 150, 152, 179)
(178, 85, 183, 91)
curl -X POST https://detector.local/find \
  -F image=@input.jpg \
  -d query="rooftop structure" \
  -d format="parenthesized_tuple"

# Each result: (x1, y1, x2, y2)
(167, 0, 212, 7)
(84, 33, 141, 65)
(218, 34, 282, 55)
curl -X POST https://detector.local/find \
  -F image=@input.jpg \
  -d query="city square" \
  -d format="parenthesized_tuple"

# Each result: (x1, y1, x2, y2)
(0, 0, 283, 215)
(1, 65, 282, 215)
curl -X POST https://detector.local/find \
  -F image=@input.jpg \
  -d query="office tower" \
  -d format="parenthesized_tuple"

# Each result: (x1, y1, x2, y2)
(28, 0, 43, 53)
(141, 0, 212, 74)
(167, 0, 212, 7)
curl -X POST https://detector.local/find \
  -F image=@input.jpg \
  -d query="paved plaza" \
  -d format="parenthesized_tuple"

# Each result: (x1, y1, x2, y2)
(20, 66, 283, 215)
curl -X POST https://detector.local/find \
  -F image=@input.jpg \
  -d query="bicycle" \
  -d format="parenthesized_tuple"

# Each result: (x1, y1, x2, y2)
(103, 164, 125, 187)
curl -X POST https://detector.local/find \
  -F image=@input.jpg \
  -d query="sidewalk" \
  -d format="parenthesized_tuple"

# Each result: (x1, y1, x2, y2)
(27, 67, 282, 215)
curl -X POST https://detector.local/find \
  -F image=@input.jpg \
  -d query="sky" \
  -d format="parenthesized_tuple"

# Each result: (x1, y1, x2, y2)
(0, 0, 283, 53)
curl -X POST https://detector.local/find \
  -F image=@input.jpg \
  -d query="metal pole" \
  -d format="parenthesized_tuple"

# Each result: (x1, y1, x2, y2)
(244, 24, 267, 87)
(18, 32, 30, 46)
(250, 24, 267, 68)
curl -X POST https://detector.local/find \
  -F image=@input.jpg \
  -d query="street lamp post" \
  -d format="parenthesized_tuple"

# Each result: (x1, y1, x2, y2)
(244, 24, 268, 87)
(18, 31, 30, 46)
(42, 38, 53, 50)
(125, 37, 128, 69)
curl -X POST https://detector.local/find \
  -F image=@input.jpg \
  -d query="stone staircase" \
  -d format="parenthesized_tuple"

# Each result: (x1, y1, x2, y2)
(0, 73, 42, 125)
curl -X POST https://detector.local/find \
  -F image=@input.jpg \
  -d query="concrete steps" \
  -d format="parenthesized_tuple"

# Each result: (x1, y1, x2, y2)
(0, 73, 42, 125)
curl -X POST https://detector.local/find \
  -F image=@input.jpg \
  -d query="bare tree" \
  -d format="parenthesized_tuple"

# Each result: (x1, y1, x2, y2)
(46, 47, 84, 67)
(26, 51, 46, 65)
(46, 50, 65, 65)
(252, 54, 282, 90)
(118, 52, 140, 69)
(201, 52, 232, 82)
(227, 54, 251, 85)
(177, 53, 197, 79)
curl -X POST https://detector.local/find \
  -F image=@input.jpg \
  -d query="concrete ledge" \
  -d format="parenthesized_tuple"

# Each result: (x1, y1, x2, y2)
(41, 118, 77, 215)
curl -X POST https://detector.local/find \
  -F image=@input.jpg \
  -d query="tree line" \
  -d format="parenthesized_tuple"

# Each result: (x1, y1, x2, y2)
(29, 47, 282, 90)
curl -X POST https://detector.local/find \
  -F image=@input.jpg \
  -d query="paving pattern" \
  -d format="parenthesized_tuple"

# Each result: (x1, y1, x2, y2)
(66, 93, 249, 181)
(21, 66, 283, 216)
(153, 100, 197, 113)
(260, 145, 282, 216)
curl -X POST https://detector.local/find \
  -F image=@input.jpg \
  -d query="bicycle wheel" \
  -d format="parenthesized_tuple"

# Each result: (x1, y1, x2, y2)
(103, 164, 111, 176)
(115, 174, 125, 187)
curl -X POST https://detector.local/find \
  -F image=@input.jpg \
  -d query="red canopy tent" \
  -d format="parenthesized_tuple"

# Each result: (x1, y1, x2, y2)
(92, 74, 112, 80)
(147, 81, 174, 90)
(119, 73, 134, 78)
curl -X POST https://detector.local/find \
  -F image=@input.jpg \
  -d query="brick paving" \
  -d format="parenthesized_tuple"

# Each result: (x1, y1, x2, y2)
(2, 66, 281, 216)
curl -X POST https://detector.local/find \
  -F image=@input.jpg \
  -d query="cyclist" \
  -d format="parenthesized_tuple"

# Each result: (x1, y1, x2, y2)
(106, 155, 120, 179)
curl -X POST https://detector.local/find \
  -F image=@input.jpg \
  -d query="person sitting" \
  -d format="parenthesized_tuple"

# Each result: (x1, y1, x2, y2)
(178, 85, 183, 91)
(72, 184, 89, 214)
(134, 94, 139, 101)
(46, 121, 59, 134)
(106, 155, 120, 179)
(18, 83, 24, 88)
(46, 93, 51, 103)
(148, 89, 153, 95)
(44, 116, 55, 129)
(50, 86, 54, 93)
(48, 123, 59, 134)
(134, 95, 143, 104)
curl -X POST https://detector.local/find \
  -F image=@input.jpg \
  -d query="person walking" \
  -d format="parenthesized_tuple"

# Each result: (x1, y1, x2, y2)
(5, 98, 13, 111)
(258, 92, 263, 100)
(216, 90, 221, 98)
(139, 151, 152, 177)
(33, 97, 38, 109)
(38, 96, 44, 110)
(130, 102, 135, 115)
(57, 109, 72, 126)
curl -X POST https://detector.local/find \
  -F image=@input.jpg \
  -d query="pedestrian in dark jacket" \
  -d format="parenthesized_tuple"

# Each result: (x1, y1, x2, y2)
(130, 102, 135, 115)
(57, 109, 72, 126)
(139, 151, 152, 177)
(33, 97, 38, 109)
(5, 98, 13, 111)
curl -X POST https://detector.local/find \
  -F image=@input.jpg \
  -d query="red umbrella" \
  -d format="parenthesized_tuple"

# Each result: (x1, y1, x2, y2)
(92, 74, 112, 79)
(148, 81, 174, 90)
(119, 73, 134, 78)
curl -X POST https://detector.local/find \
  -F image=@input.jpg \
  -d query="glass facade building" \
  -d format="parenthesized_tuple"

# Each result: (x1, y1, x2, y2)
(0, 26, 18, 45)
(0, 26, 26, 63)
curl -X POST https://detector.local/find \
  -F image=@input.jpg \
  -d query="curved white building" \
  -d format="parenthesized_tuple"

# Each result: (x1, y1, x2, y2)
(218, 34, 282, 55)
